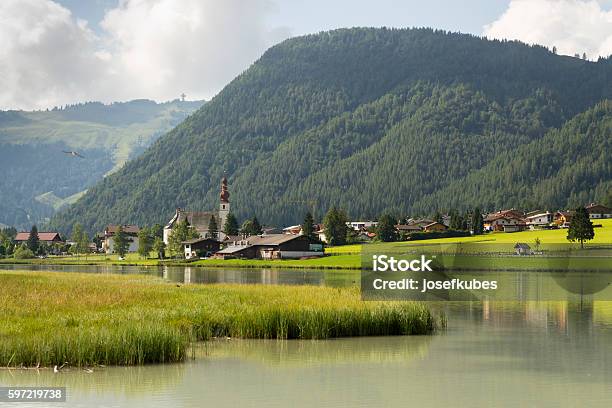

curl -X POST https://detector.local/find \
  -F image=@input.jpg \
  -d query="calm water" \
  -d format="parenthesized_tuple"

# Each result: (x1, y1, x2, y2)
(1, 266, 611, 407)
(0, 264, 357, 287)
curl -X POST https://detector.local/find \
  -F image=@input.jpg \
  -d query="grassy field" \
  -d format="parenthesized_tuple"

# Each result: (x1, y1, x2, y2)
(0, 271, 438, 367)
(330, 219, 612, 255)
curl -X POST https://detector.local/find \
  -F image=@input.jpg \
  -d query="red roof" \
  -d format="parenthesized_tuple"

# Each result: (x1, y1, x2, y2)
(15, 232, 62, 242)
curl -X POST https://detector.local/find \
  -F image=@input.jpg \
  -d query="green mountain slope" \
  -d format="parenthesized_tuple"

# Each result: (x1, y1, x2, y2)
(49, 28, 612, 234)
(0, 99, 204, 229)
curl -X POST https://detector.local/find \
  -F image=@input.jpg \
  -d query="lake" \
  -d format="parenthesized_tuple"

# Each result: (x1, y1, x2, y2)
(1, 266, 611, 407)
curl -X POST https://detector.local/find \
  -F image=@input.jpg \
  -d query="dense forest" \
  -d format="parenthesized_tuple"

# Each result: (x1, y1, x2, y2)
(0, 99, 204, 229)
(49, 28, 612, 234)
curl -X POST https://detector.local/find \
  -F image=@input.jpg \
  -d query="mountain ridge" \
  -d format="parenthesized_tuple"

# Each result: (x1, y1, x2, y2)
(48, 28, 612, 234)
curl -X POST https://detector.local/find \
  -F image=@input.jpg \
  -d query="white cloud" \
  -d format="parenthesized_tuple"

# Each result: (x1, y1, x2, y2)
(0, 0, 104, 109)
(484, 0, 612, 59)
(0, 0, 290, 110)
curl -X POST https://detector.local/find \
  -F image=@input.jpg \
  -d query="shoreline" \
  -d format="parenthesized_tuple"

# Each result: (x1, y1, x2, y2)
(1, 253, 610, 272)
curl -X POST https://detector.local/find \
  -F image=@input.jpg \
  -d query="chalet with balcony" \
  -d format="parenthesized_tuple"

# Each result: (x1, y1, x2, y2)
(216, 234, 323, 260)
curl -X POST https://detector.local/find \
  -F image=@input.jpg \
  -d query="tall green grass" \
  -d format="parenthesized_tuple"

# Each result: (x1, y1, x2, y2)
(0, 271, 439, 367)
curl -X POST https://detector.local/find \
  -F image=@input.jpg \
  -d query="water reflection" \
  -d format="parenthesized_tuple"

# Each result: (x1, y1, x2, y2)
(199, 336, 432, 367)
(0, 264, 358, 287)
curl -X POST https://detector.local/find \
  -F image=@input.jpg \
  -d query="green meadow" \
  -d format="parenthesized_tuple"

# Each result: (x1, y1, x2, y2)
(2, 220, 609, 271)
(329, 219, 612, 255)
(0, 271, 438, 367)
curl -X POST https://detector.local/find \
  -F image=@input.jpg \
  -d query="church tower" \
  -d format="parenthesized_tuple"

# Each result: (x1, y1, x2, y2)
(218, 176, 230, 237)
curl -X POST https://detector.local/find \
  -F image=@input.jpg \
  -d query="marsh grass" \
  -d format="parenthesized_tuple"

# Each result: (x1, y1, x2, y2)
(0, 271, 438, 367)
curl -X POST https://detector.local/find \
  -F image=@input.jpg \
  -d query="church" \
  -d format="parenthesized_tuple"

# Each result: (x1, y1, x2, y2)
(163, 177, 231, 244)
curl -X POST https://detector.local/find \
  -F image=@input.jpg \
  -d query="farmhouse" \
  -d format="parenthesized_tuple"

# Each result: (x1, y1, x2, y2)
(484, 210, 526, 232)
(586, 203, 612, 219)
(182, 237, 221, 259)
(216, 234, 323, 260)
(395, 224, 423, 233)
(163, 177, 231, 244)
(14, 232, 63, 250)
(102, 225, 140, 254)
(554, 211, 574, 227)
(395, 219, 435, 233)
(423, 221, 447, 232)
(525, 211, 553, 229)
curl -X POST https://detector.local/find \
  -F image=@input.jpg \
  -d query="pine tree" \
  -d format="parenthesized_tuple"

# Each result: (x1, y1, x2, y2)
(223, 213, 239, 236)
(323, 207, 348, 246)
(77, 229, 90, 257)
(151, 223, 164, 239)
(301, 212, 316, 240)
(471, 207, 484, 235)
(377, 214, 398, 242)
(27, 225, 39, 253)
(71, 224, 84, 256)
(138, 227, 153, 258)
(208, 215, 218, 239)
(449, 209, 463, 230)
(252, 216, 262, 235)
(567, 207, 595, 248)
(240, 220, 255, 236)
(153, 237, 166, 259)
(114, 226, 129, 258)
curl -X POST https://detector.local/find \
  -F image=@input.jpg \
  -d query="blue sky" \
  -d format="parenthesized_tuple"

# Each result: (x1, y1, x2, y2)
(2, 0, 612, 110)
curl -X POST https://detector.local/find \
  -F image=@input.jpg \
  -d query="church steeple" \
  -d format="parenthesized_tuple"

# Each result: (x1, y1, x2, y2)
(218, 176, 230, 237)
(220, 176, 230, 203)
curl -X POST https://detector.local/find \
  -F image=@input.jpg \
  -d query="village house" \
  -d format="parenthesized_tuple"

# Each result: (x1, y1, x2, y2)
(423, 221, 447, 232)
(525, 211, 553, 229)
(216, 234, 324, 260)
(316, 227, 327, 243)
(282, 225, 302, 235)
(356, 231, 376, 242)
(395, 224, 422, 234)
(284, 223, 327, 242)
(395, 219, 435, 234)
(585, 203, 612, 219)
(554, 211, 574, 227)
(102, 225, 140, 254)
(163, 177, 231, 244)
(263, 227, 283, 235)
(14, 231, 63, 246)
(484, 210, 526, 232)
(182, 237, 221, 259)
(14, 232, 64, 253)
(347, 221, 378, 231)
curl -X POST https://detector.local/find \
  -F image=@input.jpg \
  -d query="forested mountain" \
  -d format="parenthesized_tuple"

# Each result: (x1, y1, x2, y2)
(49, 28, 612, 234)
(0, 99, 204, 229)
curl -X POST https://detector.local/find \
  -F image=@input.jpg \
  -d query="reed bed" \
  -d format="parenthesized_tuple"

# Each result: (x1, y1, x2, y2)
(0, 271, 439, 367)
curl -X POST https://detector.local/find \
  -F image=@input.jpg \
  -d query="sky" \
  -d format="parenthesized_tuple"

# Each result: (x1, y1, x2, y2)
(1, 0, 612, 110)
